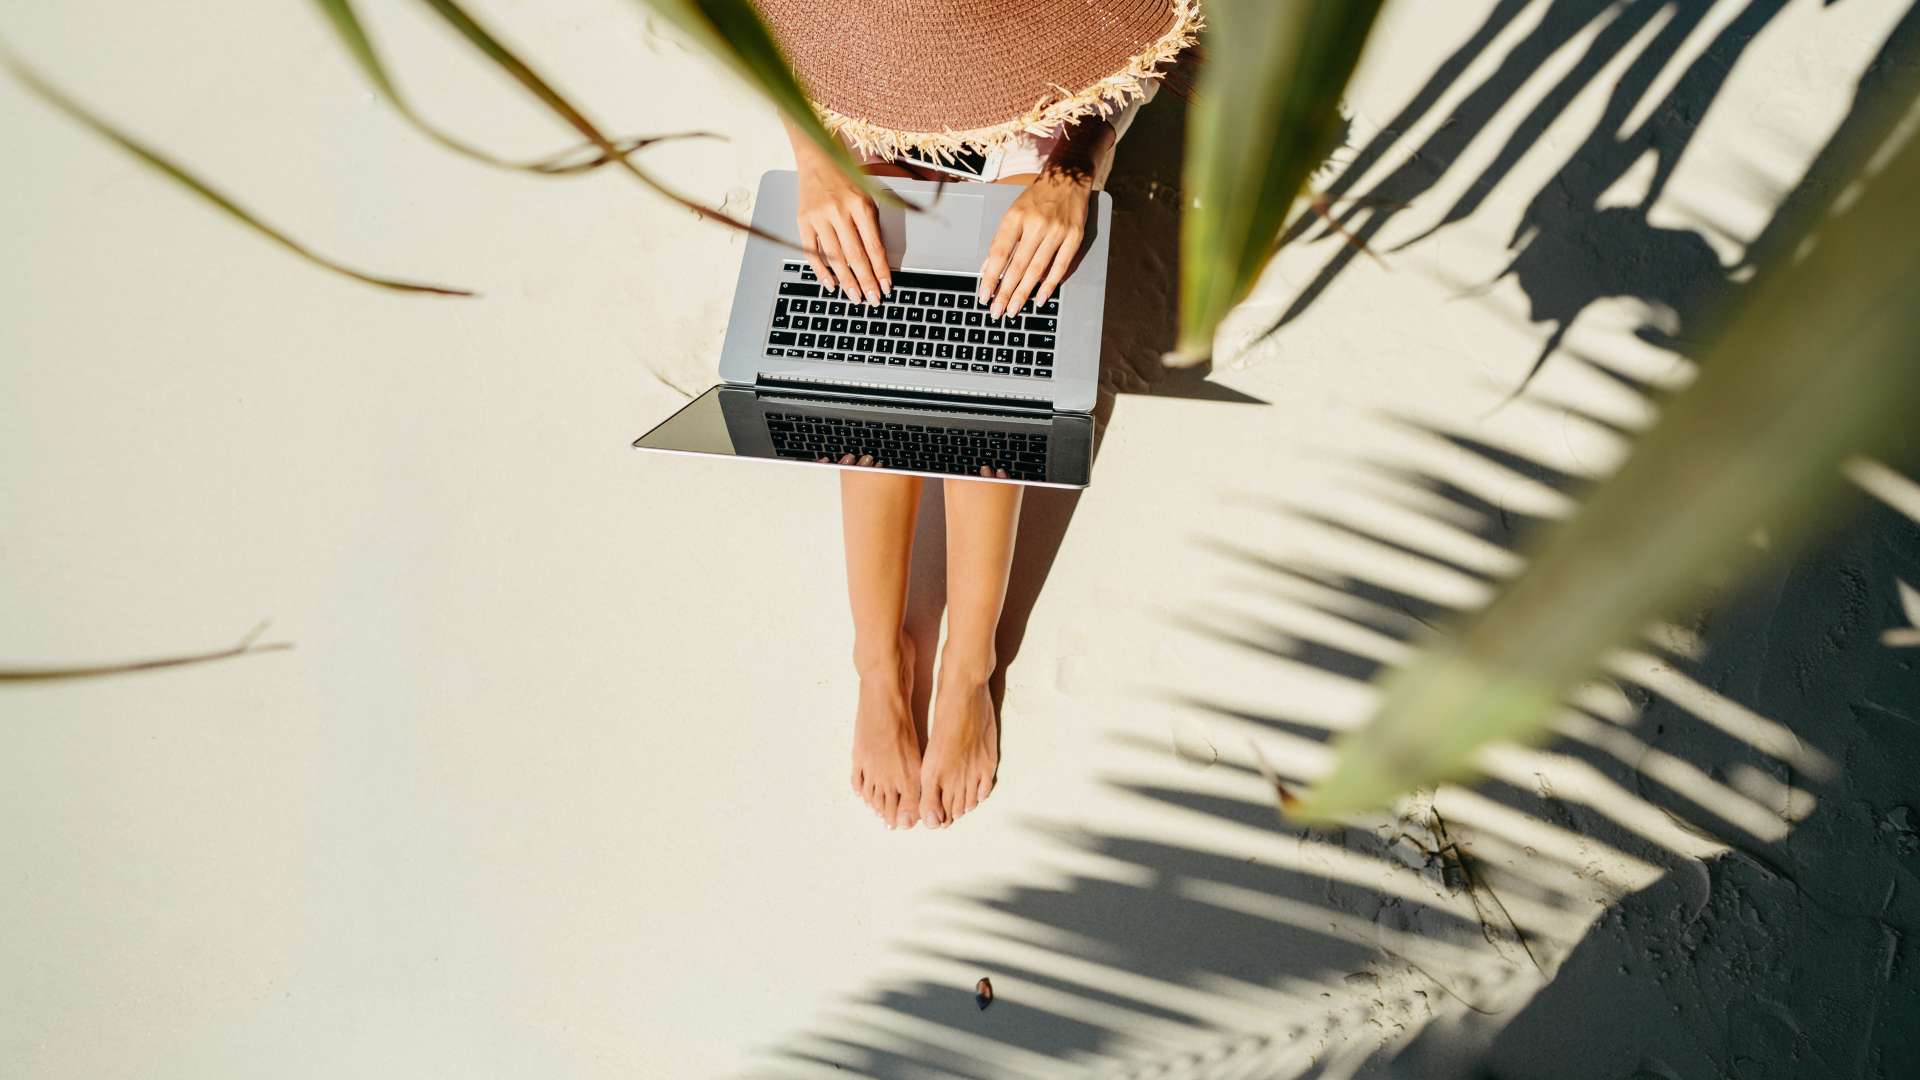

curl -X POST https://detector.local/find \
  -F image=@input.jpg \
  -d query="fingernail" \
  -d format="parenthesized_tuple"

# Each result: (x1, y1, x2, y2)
(867, 291, 880, 304)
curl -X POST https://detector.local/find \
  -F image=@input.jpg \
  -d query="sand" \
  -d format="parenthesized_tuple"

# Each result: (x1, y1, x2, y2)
(3, 1, 1917, 1076)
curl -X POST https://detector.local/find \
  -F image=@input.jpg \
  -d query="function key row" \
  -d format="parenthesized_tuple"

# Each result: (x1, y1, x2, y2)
(772, 297, 1056, 334)
(777, 267, 1061, 317)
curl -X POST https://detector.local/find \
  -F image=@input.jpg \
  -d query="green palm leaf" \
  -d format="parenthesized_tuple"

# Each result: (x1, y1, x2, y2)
(1174, 0, 1384, 361)
(1294, 117, 1920, 820)
(313, 0, 711, 175)
(413, 0, 788, 237)
(0, 46, 469, 296)
(628, 0, 889, 202)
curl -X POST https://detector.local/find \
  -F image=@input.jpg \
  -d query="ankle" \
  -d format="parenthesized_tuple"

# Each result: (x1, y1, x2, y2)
(852, 634, 910, 681)
(936, 647, 996, 689)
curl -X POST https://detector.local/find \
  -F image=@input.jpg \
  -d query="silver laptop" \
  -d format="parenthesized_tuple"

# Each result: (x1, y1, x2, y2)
(633, 170, 1110, 488)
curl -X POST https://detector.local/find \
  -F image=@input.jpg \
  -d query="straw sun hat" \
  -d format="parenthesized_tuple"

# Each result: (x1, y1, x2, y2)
(753, 0, 1202, 161)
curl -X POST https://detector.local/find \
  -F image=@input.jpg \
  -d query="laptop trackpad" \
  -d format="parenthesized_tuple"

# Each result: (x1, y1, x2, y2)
(880, 192, 983, 270)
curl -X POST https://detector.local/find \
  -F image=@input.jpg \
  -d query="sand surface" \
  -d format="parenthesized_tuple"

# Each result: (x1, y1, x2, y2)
(4, 1, 1918, 1076)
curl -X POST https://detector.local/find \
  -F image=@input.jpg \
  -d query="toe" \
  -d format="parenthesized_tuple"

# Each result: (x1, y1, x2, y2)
(976, 776, 993, 804)
(881, 789, 900, 827)
(919, 783, 944, 828)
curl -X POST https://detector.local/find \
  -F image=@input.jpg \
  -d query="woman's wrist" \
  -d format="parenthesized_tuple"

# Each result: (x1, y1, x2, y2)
(1040, 116, 1115, 187)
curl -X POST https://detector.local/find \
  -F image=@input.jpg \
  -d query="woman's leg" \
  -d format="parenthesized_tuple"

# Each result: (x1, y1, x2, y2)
(842, 469, 926, 829)
(920, 472, 1024, 827)
(836, 157, 938, 831)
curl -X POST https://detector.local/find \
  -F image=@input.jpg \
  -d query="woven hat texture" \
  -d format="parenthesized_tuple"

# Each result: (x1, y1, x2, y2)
(753, 0, 1201, 160)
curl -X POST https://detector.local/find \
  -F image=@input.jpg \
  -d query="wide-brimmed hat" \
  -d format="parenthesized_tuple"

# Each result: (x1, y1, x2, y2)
(754, 0, 1201, 161)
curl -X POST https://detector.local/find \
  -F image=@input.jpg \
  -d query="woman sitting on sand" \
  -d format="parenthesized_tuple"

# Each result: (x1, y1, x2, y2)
(753, 0, 1199, 830)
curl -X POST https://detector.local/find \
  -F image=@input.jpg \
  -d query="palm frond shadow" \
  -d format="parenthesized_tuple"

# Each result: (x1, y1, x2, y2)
(750, 376, 1918, 1077)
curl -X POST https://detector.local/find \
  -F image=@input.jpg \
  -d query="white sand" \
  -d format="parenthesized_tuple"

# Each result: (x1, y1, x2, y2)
(4, 1, 1918, 1077)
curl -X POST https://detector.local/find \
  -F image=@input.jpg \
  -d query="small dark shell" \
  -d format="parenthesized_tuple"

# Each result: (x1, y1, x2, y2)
(975, 977, 994, 1010)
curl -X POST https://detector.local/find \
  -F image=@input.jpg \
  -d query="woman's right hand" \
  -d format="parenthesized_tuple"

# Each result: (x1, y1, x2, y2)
(792, 149, 892, 304)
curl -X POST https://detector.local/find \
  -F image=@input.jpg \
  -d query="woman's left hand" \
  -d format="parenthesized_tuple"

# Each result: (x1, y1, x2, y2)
(977, 168, 1094, 318)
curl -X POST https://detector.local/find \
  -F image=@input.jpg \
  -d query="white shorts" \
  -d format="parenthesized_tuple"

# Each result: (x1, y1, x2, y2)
(856, 80, 1160, 188)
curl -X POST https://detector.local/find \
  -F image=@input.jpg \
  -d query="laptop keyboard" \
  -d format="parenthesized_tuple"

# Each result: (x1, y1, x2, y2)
(764, 410, 1050, 481)
(765, 263, 1061, 380)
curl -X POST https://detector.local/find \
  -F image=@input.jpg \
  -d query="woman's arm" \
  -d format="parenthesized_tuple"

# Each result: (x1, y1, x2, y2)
(784, 118, 892, 302)
(977, 116, 1118, 318)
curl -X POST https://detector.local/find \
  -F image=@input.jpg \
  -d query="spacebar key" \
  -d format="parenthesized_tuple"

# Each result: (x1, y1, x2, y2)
(890, 270, 977, 293)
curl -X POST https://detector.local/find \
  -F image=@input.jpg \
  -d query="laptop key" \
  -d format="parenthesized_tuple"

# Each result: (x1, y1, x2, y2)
(909, 358, 928, 367)
(779, 282, 822, 297)
(769, 331, 797, 346)
(1024, 317, 1056, 333)
(991, 365, 1011, 375)
(929, 360, 947, 370)
(970, 363, 990, 373)
(888, 357, 908, 366)
(857, 337, 875, 351)
(767, 347, 786, 356)
(806, 350, 825, 359)
(1013, 366, 1030, 376)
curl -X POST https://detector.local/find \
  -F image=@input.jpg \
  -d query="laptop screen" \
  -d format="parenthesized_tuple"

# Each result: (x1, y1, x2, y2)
(633, 386, 1091, 488)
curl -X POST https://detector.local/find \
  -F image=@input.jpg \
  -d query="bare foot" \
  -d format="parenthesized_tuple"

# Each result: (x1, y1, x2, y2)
(919, 663, 1000, 828)
(850, 634, 922, 829)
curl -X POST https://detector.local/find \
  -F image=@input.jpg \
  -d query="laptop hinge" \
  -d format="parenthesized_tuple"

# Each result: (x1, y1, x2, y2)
(755, 373, 1055, 414)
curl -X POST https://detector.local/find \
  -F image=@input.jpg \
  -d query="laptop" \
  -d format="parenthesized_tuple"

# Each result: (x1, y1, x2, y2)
(632, 170, 1110, 488)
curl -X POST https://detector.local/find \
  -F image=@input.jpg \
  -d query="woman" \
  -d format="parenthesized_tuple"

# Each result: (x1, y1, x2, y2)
(753, 0, 1200, 831)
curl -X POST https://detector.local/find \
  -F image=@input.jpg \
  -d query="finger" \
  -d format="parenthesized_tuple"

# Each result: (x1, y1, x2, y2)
(800, 222, 835, 289)
(992, 227, 1047, 317)
(858, 454, 875, 467)
(1034, 227, 1082, 307)
(996, 468, 1009, 479)
(813, 225, 853, 295)
(980, 465, 994, 478)
(1003, 229, 1065, 317)
(838, 453, 855, 464)
(852, 201, 892, 296)
(978, 215, 1028, 304)
(831, 214, 883, 304)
